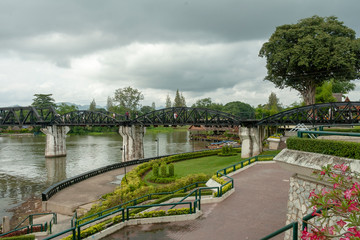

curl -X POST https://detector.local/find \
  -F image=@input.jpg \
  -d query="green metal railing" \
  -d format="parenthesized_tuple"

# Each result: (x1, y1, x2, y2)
(75, 181, 207, 226)
(261, 222, 298, 240)
(297, 130, 360, 138)
(216, 154, 276, 177)
(43, 153, 277, 240)
(262, 209, 323, 239)
(0, 212, 57, 238)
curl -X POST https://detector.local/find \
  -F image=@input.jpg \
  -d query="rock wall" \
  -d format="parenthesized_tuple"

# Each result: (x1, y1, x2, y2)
(274, 149, 360, 240)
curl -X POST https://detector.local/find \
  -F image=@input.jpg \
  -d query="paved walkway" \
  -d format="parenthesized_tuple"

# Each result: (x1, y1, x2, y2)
(103, 162, 293, 240)
(44, 165, 136, 215)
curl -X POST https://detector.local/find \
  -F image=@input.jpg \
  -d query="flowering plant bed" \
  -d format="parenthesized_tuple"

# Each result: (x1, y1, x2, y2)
(302, 163, 360, 239)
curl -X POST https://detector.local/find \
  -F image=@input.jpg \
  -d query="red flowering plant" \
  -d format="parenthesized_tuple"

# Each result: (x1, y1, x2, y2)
(302, 163, 360, 240)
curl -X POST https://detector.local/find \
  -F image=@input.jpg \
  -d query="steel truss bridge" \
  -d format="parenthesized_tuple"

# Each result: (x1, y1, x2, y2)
(1, 102, 360, 127)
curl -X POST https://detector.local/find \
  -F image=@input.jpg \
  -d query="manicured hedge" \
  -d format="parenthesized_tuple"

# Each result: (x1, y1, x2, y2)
(287, 137, 360, 159)
(2, 235, 35, 240)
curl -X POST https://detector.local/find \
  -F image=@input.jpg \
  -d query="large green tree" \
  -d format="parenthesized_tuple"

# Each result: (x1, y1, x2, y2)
(32, 94, 56, 108)
(223, 101, 255, 118)
(113, 86, 144, 113)
(89, 99, 96, 111)
(56, 103, 79, 115)
(173, 89, 186, 107)
(259, 15, 360, 105)
(165, 94, 172, 108)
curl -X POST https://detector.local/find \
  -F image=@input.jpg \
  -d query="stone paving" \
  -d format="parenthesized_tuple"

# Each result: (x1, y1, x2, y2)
(103, 162, 293, 240)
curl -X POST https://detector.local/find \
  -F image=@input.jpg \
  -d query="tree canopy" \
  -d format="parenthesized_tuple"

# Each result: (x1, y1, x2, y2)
(223, 101, 255, 118)
(56, 103, 79, 115)
(259, 15, 360, 105)
(89, 99, 96, 111)
(113, 86, 144, 113)
(31, 94, 56, 108)
(173, 89, 186, 107)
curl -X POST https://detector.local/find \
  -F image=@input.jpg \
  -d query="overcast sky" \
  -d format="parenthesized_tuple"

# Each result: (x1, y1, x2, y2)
(1, 0, 359, 109)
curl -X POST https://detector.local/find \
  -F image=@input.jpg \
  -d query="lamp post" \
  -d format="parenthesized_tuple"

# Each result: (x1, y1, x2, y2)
(155, 137, 159, 157)
(120, 145, 127, 183)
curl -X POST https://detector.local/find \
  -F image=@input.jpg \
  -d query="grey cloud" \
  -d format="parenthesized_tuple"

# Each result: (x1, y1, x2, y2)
(0, 0, 359, 64)
(97, 42, 265, 93)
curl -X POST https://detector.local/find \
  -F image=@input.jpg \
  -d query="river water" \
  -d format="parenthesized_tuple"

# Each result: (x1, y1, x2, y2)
(0, 130, 208, 222)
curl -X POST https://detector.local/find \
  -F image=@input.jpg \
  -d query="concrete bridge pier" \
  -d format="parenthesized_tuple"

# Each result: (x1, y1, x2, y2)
(119, 125, 145, 162)
(239, 126, 265, 158)
(41, 125, 70, 158)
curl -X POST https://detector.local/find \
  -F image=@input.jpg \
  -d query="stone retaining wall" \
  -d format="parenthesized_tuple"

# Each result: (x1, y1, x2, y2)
(274, 149, 360, 240)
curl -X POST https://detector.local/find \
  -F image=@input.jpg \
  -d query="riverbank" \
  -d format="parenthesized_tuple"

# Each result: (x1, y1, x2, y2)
(8, 196, 46, 229)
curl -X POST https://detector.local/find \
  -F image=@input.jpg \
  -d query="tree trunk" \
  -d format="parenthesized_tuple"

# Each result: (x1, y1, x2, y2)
(301, 83, 316, 105)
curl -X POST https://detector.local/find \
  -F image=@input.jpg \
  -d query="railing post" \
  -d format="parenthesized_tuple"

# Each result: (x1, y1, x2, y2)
(122, 209, 125, 222)
(29, 215, 33, 225)
(72, 228, 76, 240)
(77, 226, 81, 240)
(293, 222, 298, 240)
(126, 208, 130, 221)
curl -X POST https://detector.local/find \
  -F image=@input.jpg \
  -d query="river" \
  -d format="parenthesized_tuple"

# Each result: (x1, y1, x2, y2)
(0, 130, 208, 222)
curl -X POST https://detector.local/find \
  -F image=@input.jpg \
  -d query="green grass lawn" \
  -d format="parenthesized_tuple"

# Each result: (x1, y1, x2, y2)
(144, 149, 281, 186)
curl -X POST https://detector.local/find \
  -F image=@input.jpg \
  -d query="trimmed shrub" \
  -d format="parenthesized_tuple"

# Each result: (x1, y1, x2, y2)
(168, 163, 174, 177)
(2, 235, 35, 240)
(287, 137, 360, 159)
(152, 163, 159, 177)
(160, 162, 167, 177)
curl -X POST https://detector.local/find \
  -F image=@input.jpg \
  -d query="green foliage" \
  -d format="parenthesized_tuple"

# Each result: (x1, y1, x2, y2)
(152, 163, 159, 177)
(2, 235, 35, 240)
(173, 89, 186, 107)
(148, 175, 177, 183)
(89, 99, 96, 111)
(160, 162, 167, 177)
(140, 105, 154, 115)
(62, 223, 106, 240)
(56, 103, 79, 115)
(287, 137, 360, 159)
(259, 15, 360, 105)
(32, 94, 56, 108)
(113, 86, 144, 112)
(218, 145, 237, 156)
(223, 101, 255, 118)
(165, 94, 172, 108)
(211, 175, 233, 197)
(168, 163, 174, 177)
(315, 81, 337, 103)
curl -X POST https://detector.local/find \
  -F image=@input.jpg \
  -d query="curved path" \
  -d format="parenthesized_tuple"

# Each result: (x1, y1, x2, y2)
(103, 162, 293, 240)
(43, 165, 136, 215)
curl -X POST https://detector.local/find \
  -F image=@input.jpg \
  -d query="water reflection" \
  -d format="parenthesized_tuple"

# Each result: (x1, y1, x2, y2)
(45, 157, 66, 185)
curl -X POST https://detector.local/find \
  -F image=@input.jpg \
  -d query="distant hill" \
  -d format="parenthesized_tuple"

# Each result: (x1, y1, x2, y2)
(56, 102, 105, 110)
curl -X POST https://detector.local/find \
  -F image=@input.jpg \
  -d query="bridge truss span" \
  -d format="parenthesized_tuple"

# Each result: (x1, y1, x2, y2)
(53, 111, 125, 126)
(131, 107, 240, 127)
(257, 102, 360, 126)
(0, 106, 57, 126)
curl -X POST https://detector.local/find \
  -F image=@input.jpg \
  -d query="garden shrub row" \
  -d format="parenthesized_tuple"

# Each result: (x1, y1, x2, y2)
(1, 235, 35, 240)
(211, 175, 233, 196)
(62, 223, 106, 240)
(287, 137, 360, 159)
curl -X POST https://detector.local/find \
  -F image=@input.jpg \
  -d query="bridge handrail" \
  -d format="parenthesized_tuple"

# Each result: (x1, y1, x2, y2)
(297, 130, 360, 138)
